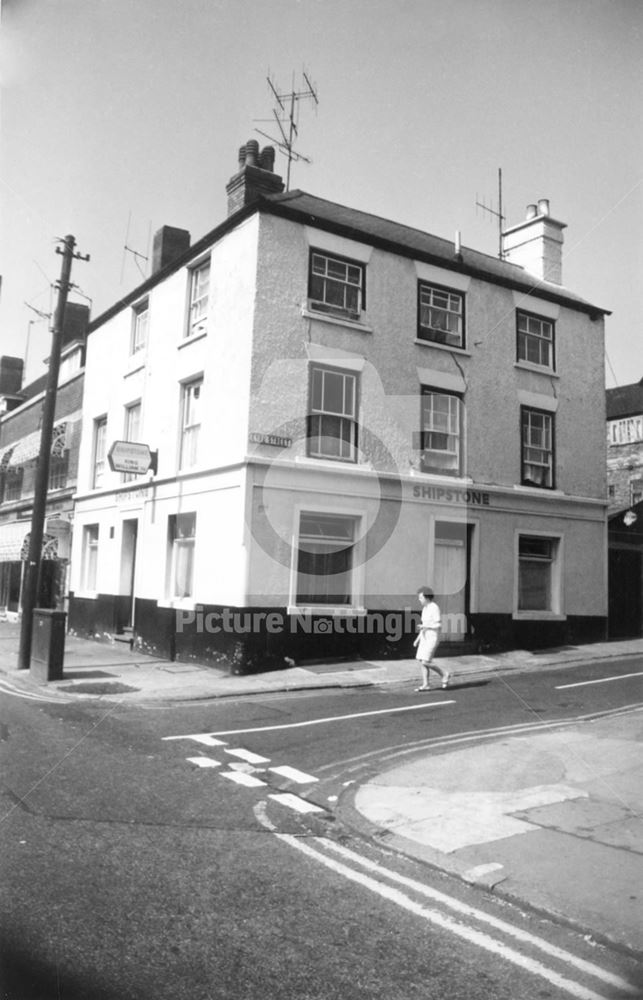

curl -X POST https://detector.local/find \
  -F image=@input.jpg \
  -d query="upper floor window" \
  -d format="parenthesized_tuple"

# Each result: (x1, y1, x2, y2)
(180, 378, 202, 469)
(521, 407, 554, 488)
(420, 389, 463, 476)
(122, 402, 142, 482)
(48, 452, 69, 491)
(308, 251, 364, 321)
(608, 415, 643, 446)
(517, 311, 554, 369)
(307, 366, 358, 462)
(92, 417, 107, 489)
(131, 301, 149, 355)
(2, 466, 23, 503)
(417, 283, 464, 348)
(188, 261, 210, 338)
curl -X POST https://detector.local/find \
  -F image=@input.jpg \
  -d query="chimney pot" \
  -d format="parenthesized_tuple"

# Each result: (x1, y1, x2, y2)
(259, 146, 276, 172)
(526, 204, 538, 220)
(244, 139, 259, 166)
(537, 198, 550, 216)
(238, 144, 247, 168)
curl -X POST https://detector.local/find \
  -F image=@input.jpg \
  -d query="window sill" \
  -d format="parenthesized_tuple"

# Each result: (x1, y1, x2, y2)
(414, 339, 471, 356)
(179, 330, 207, 349)
(513, 611, 566, 621)
(294, 455, 370, 471)
(124, 358, 145, 377)
(513, 484, 563, 496)
(301, 307, 373, 334)
(287, 605, 367, 617)
(514, 362, 559, 378)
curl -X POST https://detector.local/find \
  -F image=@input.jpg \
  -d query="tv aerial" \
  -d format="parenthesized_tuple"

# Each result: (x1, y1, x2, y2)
(255, 71, 319, 190)
(476, 168, 506, 259)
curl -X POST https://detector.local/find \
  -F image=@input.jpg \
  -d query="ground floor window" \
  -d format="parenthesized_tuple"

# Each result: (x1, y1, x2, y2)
(81, 524, 99, 591)
(296, 512, 356, 605)
(168, 512, 196, 599)
(518, 535, 559, 612)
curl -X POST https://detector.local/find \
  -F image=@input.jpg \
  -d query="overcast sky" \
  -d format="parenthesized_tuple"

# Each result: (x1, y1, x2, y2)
(1, 0, 641, 386)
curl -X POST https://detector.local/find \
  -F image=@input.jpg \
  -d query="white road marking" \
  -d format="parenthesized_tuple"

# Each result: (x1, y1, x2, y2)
(269, 765, 318, 784)
(268, 793, 325, 814)
(224, 747, 270, 764)
(163, 733, 227, 746)
(186, 756, 221, 768)
(167, 700, 455, 740)
(274, 833, 631, 1000)
(318, 838, 637, 995)
(220, 771, 266, 788)
(556, 671, 643, 690)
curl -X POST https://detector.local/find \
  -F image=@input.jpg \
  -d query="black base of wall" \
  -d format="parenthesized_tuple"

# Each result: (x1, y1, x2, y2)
(67, 595, 608, 675)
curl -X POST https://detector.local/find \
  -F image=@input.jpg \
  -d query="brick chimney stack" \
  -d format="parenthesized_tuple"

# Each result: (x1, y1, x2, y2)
(226, 139, 285, 216)
(152, 226, 191, 274)
(502, 199, 567, 285)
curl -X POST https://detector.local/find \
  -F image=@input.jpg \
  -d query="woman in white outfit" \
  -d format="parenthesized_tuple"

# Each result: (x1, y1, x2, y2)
(413, 587, 451, 691)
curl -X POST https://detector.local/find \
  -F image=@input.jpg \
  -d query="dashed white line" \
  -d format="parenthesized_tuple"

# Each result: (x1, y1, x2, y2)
(268, 793, 325, 814)
(556, 671, 643, 690)
(220, 771, 266, 788)
(186, 756, 221, 768)
(269, 765, 318, 784)
(163, 733, 227, 746)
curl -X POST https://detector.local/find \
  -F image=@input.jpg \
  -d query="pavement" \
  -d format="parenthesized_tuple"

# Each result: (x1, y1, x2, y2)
(1, 617, 643, 958)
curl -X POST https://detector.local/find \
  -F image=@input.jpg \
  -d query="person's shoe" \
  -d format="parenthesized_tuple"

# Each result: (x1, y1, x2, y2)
(441, 673, 451, 689)
(415, 686, 430, 692)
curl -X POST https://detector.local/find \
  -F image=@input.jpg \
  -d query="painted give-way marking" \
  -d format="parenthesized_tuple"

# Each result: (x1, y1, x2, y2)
(255, 804, 638, 1000)
(162, 699, 454, 741)
(556, 671, 643, 690)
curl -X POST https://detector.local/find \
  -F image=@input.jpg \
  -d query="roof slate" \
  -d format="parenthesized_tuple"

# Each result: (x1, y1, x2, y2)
(606, 379, 643, 419)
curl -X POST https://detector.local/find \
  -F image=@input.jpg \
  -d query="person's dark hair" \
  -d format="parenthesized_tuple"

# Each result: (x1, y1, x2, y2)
(417, 586, 434, 599)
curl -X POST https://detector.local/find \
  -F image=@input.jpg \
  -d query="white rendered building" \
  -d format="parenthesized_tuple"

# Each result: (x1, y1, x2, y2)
(69, 144, 609, 672)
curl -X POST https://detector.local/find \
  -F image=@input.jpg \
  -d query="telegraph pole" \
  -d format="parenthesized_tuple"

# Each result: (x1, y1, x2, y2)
(18, 235, 90, 670)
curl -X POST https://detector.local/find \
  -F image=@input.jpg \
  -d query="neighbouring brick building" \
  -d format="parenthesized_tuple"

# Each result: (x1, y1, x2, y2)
(606, 377, 643, 637)
(606, 377, 643, 511)
(68, 143, 610, 672)
(0, 304, 89, 614)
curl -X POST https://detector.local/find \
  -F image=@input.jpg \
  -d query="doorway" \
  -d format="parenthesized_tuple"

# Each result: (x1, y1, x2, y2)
(119, 519, 138, 630)
(433, 521, 472, 641)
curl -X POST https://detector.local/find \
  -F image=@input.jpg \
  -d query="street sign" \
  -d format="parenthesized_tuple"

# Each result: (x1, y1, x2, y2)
(108, 441, 157, 475)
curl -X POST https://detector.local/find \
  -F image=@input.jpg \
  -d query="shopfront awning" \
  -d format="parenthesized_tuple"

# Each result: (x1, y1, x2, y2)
(0, 521, 31, 561)
(0, 521, 60, 561)
(4, 421, 69, 466)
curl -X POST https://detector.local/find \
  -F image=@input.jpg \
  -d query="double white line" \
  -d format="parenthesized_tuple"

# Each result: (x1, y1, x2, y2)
(257, 811, 637, 1000)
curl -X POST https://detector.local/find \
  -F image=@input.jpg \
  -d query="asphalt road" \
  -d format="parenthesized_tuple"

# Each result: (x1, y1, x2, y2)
(1, 655, 642, 999)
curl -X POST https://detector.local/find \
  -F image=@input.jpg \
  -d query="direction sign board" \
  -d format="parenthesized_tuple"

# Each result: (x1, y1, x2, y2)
(108, 441, 156, 475)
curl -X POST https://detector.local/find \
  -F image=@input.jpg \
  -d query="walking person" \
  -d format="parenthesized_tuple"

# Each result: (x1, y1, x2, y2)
(413, 587, 451, 691)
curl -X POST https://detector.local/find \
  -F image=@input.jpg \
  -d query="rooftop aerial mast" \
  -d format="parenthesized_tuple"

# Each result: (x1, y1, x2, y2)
(255, 71, 318, 190)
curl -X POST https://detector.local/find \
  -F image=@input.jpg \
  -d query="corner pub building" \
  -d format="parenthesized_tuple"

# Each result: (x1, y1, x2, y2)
(68, 142, 610, 672)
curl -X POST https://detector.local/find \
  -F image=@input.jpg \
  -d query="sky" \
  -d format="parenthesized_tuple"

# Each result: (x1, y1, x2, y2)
(0, 0, 641, 387)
